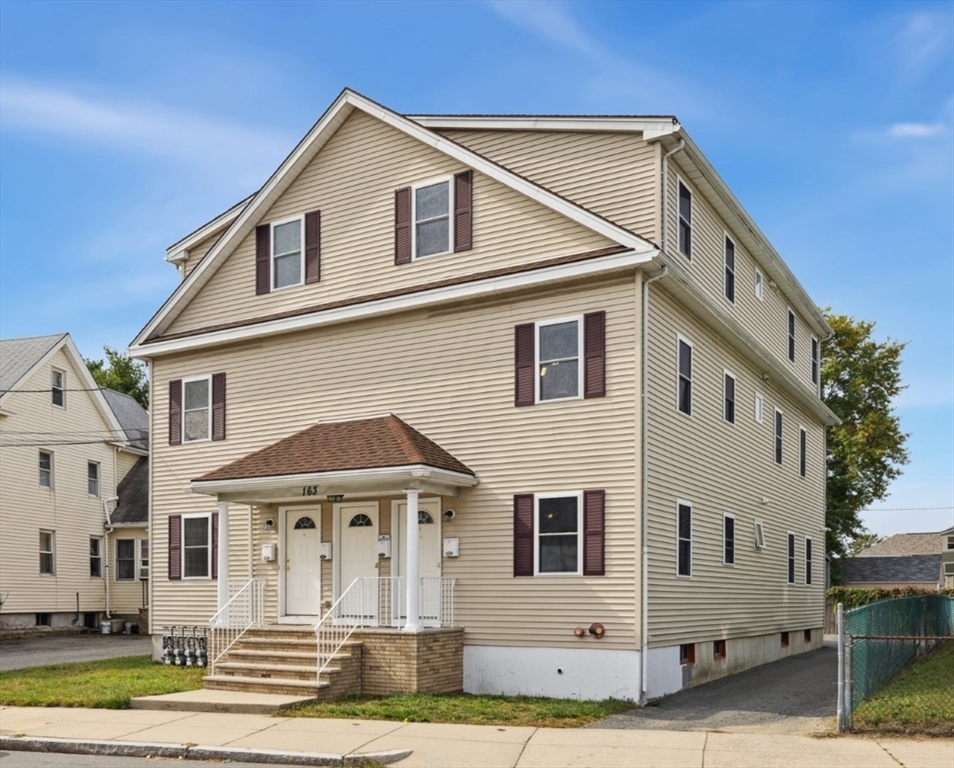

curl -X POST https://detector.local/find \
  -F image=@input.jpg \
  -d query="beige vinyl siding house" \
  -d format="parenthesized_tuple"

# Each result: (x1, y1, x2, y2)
(132, 89, 837, 701)
(0, 335, 150, 629)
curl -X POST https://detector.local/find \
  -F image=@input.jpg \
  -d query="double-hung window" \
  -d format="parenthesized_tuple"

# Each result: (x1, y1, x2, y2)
(271, 217, 303, 290)
(139, 539, 149, 579)
(116, 539, 136, 581)
(805, 537, 813, 585)
(787, 309, 796, 362)
(677, 501, 692, 577)
(536, 318, 582, 402)
(811, 336, 819, 387)
(39, 531, 54, 575)
(787, 533, 796, 584)
(39, 450, 53, 488)
(414, 178, 452, 258)
(677, 337, 693, 416)
(799, 427, 807, 478)
(87, 461, 99, 497)
(90, 537, 102, 578)
(51, 369, 65, 407)
(724, 371, 736, 424)
(183, 515, 211, 578)
(183, 376, 211, 442)
(678, 181, 692, 259)
(774, 409, 783, 465)
(535, 493, 582, 575)
(724, 235, 736, 302)
(723, 514, 736, 565)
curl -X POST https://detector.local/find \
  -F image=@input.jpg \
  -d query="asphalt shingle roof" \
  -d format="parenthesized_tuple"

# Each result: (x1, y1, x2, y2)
(102, 389, 149, 451)
(841, 555, 942, 584)
(112, 456, 148, 525)
(196, 415, 474, 483)
(0, 333, 66, 394)
(856, 532, 943, 557)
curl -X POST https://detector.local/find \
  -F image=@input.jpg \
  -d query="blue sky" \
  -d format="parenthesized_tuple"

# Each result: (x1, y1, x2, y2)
(1, 0, 951, 538)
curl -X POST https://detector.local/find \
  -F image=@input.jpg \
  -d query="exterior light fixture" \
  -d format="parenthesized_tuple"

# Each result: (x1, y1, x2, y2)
(327, 494, 344, 503)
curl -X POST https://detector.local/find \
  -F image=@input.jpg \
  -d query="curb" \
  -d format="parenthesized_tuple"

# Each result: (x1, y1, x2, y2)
(0, 736, 412, 765)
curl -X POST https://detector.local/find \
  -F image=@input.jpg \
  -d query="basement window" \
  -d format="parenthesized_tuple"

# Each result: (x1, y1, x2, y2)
(804, 629, 812, 644)
(713, 639, 727, 660)
(680, 643, 695, 665)
(781, 631, 790, 647)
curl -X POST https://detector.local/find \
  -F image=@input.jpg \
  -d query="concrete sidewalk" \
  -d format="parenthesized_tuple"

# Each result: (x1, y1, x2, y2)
(1, 706, 952, 767)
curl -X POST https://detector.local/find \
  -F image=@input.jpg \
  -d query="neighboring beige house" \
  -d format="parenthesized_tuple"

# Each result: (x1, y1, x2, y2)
(0, 334, 149, 629)
(842, 528, 954, 589)
(130, 89, 838, 701)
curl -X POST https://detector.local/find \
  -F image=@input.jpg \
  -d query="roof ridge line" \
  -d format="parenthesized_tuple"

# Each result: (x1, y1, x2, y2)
(385, 414, 427, 465)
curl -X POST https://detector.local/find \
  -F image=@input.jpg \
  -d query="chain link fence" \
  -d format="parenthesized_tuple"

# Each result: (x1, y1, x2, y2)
(837, 595, 954, 733)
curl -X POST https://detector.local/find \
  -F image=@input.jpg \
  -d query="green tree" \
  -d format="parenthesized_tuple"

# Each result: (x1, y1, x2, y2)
(847, 529, 885, 557)
(823, 312, 908, 562)
(86, 346, 149, 408)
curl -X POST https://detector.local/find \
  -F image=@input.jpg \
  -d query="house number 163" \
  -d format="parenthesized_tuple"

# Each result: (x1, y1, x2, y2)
(301, 486, 319, 496)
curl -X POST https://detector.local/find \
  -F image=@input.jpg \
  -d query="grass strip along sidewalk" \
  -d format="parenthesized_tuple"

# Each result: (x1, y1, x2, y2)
(0, 655, 204, 709)
(0, 656, 632, 727)
(852, 641, 954, 737)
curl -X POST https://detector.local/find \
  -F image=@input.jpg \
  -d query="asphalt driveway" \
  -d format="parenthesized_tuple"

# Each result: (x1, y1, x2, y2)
(594, 645, 838, 734)
(0, 633, 152, 672)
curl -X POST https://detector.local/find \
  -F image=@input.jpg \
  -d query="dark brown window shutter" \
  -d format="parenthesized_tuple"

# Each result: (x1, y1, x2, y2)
(395, 187, 412, 264)
(211, 512, 219, 580)
(168, 515, 182, 580)
(514, 323, 535, 407)
(453, 170, 473, 252)
(513, 494, 535, 576)
(304, 210, 321, 284)
(583, 490, 605, 576)
(211, 373, 226, 441)
(168, 380, 182, 446)
(255, 224, 271, 295)
(584, 311, 606, 398)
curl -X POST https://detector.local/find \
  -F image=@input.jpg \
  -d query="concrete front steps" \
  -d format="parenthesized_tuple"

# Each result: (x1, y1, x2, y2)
(202, 626, 363, 700)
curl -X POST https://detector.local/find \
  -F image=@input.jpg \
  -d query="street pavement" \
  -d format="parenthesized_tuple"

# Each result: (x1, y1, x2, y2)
(2, 706, 952, 767)
(0, 634, 151, 672)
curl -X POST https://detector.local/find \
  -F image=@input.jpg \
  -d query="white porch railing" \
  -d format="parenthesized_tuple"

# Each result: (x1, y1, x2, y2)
(208, 577, 264, 674)
(314, 576, 456, 680)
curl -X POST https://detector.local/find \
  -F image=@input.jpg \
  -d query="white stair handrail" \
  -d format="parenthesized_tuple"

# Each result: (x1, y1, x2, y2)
(208, 577, 263, 673)
(314, 577, 365, 680)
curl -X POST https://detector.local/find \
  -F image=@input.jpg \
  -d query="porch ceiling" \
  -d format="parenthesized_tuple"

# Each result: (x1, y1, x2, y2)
(189, 414, 477, 503)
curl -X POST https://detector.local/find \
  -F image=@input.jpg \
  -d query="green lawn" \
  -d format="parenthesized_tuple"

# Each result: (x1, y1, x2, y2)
(0, 655, 204, 709)
(852, 642, 954, 736)
(284, 692, 634, 728)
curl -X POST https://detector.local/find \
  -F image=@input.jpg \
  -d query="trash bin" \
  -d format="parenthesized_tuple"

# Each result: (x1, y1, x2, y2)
(110, 618, 125, 634)
(101, 621, 111, 634)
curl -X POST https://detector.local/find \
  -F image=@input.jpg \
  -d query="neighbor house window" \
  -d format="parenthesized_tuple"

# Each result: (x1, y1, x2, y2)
(677, 336, 693, 416)
(805, 537, 813, 585)
(787, 309, 796, 362)
(678, 181, 692, 259)
(51, 369, 65, 407)
(754, 269, 764, 300)
(754, 392, 764, 423)
(724, 235, 736, 302)
(724, 514, 736, 565)
(183, 515, 211, 578)
(536, 318, 582, 402)
(946, 535, 954, 551)
(90, 538, 102, 578)
(271, 216, 303, 290)
(183, 376, 211, 442)
(39, 450, 53, 488)
(87, 461, 100, 497)
(724, 371, 736, 424)
(799, 427, 807, 478)
(755, 519, 766, 550)
(116, 539, 136, 581)
(787, 533, 796, 584)
(677, 501, 692, 577)
(414, 178, 453, 258)
(535, 493, 582, 575)
(775, 409, 783, 465)
(39, 530, 55, 575)
(139, 539, 149, 579)
(811, 336, 819, 387)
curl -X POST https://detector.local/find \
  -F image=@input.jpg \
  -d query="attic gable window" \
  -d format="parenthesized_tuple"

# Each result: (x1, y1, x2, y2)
(51, 369, 65, 408)
(395, 171, 472, 264)
(414, 178, 452, 258)
(272, 217, 303, 290)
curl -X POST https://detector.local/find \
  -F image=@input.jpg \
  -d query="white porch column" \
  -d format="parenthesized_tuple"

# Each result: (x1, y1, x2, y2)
(403, 489, 422, 632)
(216, 499, 229, 623)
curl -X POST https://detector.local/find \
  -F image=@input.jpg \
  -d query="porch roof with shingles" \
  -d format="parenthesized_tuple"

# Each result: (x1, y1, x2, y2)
(195, 414, 474, 483)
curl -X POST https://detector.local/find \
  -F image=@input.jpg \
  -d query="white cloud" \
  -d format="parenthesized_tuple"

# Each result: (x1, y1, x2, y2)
(895, 12, 954, 83)
(887, 122, 945, 139)
(0, 78, 292, 185)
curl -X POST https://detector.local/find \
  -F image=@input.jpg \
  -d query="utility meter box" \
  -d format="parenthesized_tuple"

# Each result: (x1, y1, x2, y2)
(261, 543, 277, 562)
(318, 542, 332, 561)
(443, 537, 460, 558)
(376, 534, 391, 559)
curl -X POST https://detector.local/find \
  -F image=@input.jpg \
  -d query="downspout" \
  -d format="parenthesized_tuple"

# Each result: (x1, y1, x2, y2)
(103, 495, 119, 619)
(641, 137, 685, 705)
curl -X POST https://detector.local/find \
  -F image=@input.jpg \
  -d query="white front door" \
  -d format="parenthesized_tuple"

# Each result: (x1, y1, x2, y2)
(337, 502, 380, 620)
(393, 498, 442, 623)
(284, 508, 321, 617)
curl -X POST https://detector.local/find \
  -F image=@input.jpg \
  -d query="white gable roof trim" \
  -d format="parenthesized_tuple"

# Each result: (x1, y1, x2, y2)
(166, 195, 253, 263)
(131, 89, 657, 349)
